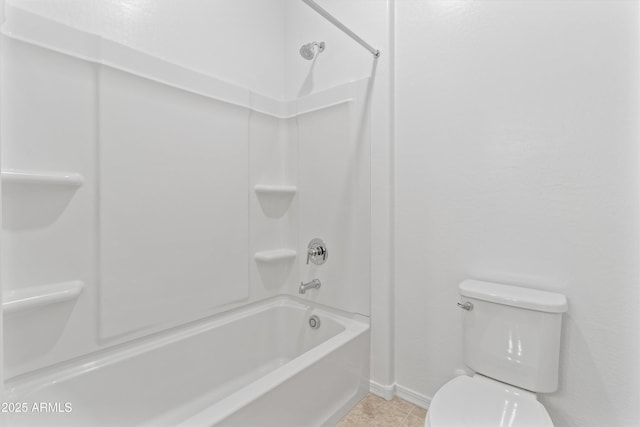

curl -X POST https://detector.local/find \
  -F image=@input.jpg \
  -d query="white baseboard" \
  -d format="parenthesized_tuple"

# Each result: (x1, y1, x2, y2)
(369, 381, 432, 409)
(395, 384, 431, 410)
(369, 380, 396, 400)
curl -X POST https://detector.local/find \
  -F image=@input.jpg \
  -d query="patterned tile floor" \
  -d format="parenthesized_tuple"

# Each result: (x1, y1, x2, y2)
(336, 394, 427, 427)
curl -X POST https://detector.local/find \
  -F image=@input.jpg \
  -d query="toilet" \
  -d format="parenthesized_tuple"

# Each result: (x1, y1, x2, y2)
(425, 279, 568, 427)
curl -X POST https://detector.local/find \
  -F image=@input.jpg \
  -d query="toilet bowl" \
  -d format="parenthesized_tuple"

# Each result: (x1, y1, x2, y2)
(425, 280, 568, 427)
(425, 375, 553, 427)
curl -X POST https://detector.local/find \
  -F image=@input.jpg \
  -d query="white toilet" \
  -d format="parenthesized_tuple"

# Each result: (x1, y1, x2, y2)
(425, 279, 568, 427)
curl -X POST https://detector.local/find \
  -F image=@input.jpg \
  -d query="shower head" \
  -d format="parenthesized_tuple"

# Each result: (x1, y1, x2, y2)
(299, 41, 325, 60)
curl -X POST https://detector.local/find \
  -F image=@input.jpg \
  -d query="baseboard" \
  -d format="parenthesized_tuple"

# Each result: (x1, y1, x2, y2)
(369, 380, 396, 400)
(395, 384, 431, 410)
(369, 380, 432, 409)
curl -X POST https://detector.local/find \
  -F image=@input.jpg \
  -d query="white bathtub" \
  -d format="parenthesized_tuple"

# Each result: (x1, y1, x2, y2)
(4, 297, 370, 427)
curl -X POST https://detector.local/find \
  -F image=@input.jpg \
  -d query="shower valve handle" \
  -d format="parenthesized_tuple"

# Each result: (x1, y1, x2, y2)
(306, 239, 328, 265)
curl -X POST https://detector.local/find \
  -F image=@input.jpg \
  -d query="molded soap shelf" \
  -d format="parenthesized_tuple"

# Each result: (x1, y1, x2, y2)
(254, 185, 296, 218)
(254, 185, 297, 196)
(1, 169, 84, 187)
(3, 281, 84, 314)
(254, 249, 297, 263)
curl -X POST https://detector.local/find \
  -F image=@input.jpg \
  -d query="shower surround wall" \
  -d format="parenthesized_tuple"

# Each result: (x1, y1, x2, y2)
(284, 0, 394, 392)
(0, 0, 373, 392)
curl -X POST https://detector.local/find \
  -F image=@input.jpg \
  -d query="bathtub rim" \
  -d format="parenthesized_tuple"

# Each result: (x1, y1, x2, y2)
(5, 295, 369, 400)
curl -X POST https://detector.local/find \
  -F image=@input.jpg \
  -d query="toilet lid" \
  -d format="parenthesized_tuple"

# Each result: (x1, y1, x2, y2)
(427, 375, 553, 427)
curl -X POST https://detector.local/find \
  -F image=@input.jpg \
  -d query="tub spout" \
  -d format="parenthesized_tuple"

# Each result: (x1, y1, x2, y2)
(299, 279, 321, 294)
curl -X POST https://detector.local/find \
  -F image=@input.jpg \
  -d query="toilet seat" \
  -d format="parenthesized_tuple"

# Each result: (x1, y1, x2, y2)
(425, 375, 553, 427)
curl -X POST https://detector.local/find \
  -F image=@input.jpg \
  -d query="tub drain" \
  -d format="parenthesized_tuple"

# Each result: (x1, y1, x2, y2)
(309, 315, 321, 329)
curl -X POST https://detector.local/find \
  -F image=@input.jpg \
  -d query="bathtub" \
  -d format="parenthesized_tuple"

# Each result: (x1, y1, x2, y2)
(4, 297, 370, 427)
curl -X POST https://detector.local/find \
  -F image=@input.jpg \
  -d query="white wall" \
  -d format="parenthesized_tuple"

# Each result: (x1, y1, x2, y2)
(0, 0, 5, 393)
(394, 1, 639, 426)
(5, 0, 287, 100)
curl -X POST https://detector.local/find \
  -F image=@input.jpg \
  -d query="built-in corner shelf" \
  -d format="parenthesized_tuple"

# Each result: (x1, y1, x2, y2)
(3, 281, 84, 314)
(254, 249, 297, 263)
(254, 185, 296, 218)
(254, 185, 297, 197)
(1, 169, 84, 187)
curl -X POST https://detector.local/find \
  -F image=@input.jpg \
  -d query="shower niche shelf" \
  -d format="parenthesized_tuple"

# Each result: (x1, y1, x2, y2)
(1, 169, 84, 188)
(254, 249, 297, 263)
(254, 185, 296, 218)
(1, 169, 85, 230)
(254, 185, 297, 196)
(3, 280, 84, 314)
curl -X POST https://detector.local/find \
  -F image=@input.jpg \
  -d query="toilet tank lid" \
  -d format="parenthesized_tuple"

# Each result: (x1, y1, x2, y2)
(459, 280, 568, 313)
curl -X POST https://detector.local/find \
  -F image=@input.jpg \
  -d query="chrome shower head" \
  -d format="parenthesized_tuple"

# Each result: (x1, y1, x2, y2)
(299, 41, 325, 60)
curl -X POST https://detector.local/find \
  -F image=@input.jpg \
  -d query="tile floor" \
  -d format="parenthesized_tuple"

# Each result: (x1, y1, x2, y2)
(336, 394, 427, 427)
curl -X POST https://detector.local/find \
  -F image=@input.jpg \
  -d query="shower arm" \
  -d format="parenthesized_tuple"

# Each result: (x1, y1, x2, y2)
(301, 0, 381, 58)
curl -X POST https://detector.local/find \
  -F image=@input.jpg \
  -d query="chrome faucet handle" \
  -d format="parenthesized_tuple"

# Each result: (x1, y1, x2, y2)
(307, 238, 328, 265)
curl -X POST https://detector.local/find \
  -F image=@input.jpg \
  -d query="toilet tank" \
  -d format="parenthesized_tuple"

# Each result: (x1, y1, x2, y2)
(459, 280, 568, 393)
